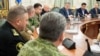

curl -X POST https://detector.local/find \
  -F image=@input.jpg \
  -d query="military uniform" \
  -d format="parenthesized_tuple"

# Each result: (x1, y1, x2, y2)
(0, 21, 27, 56)
(18, 38, 65, 56)
(28, 14, 40, 28)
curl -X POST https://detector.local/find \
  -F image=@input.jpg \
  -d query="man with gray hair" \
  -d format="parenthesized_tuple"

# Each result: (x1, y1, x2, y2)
(18, 12, 66, 56)
(0, 6, 28, 56)
(59, 2, 73, 21)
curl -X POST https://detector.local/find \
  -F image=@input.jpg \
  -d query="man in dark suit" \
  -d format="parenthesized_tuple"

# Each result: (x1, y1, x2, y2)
(76, 3, 89, 18)
(0, 6, 28, 56)
(89, 3, 100, 18)
(59, 2, 73, 21)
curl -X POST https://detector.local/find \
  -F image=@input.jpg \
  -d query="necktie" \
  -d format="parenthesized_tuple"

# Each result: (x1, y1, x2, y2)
(95, 9, 98, 14)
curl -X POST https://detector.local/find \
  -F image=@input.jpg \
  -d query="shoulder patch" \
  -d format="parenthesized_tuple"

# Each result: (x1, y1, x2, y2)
(16, 42, 24, 51)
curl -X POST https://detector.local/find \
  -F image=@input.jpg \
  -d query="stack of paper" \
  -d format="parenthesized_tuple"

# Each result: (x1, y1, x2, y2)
(91, 44, 100, 53)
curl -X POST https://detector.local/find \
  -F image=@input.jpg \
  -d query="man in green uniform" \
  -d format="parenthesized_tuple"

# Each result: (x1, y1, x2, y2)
(29, 3, 42, 28)
(27, 5, 35, 31)
(18, 12, 67, 56)
(0, 6, 28, 56)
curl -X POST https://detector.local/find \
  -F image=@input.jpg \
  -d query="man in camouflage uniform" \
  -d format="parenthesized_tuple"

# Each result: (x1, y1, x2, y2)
(18, 12, 66, 56)
(28, 3, 42, 28)
(20, 6, 35, 41)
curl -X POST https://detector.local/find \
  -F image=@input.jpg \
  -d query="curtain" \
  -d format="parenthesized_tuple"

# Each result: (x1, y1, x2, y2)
(88, 0, 96, 10)
(54, 0, 96, 10)
(54, 0, 73, 8)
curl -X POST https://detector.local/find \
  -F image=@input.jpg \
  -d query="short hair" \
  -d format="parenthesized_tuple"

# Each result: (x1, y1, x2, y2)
(7, 6, 27, 21)
(39, 12, 66, 42)
(81, 2, 86, 6)
(33, 3, 42, 8)
(65, 2, 70, 5)
(27, 5, 34, 13)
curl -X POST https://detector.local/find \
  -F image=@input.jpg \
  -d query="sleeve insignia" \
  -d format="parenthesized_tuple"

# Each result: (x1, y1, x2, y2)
(16, 42, 24, 51)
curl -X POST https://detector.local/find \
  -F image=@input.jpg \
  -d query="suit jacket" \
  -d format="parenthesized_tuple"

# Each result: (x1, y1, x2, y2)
(89, 8, 100, 18)
(0, 21, 27, 56)
(59, 7, 73, 19)
(41, 9, 46, 15)
(76, 8, 89, 17)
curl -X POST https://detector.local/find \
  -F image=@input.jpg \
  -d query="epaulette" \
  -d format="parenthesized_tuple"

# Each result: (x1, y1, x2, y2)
(12, 29, 19, 36)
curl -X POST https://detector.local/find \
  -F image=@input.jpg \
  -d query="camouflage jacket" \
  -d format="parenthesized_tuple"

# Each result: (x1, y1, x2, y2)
(28, 14, 40, 28)
(18, 38, 65, 56)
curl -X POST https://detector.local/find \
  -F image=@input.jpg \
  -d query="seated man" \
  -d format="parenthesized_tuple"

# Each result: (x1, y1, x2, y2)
(76, 3, 89, 19)
(89, 3, 100, 18)
(41, 5, 51, 15)
(0, 6, 28, 56)
(27, 5, 35, 31)
(20, 6, 35, 41)
(59, 2, 73, 21)
(18, 12, 66, 56)
(31, 3, 42, 28)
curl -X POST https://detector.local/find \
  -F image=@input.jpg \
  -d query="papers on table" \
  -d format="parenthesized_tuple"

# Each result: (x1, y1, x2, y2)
(58, 45, 64, 51)
(36, 28, 39, 34)
(91, 44, 100, 53)
(65, 29, 78, 34)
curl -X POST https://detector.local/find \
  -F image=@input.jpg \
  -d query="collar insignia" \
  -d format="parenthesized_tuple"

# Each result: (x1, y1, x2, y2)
(12, 29, 19, 36)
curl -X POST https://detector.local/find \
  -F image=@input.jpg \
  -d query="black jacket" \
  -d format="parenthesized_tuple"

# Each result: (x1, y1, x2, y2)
(0, 21, 27, 56)
(76, 8, 89, 17)
(89, 8, 100, 18)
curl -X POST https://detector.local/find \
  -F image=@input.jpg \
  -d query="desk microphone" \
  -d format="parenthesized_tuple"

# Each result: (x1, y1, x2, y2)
(86, 39, 91, 52)
(77, 13, 85, 19)
(83, 39, 100, 56)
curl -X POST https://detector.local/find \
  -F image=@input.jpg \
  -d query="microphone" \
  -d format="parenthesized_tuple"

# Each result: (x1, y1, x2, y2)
(83, 39, 94, 56)
(85, 39, 91, 52)
(77, 12, 85, 20)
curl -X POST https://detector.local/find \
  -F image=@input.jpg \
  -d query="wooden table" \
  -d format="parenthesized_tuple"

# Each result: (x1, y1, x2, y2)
(59, 19, 100, 56)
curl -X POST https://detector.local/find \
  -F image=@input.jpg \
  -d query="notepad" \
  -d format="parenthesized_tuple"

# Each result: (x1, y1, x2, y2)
(58, 45, 64, 51)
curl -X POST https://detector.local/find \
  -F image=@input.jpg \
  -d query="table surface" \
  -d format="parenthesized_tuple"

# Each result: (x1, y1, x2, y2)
(59, 19, 100, 56)
(33, 19, 100, 56)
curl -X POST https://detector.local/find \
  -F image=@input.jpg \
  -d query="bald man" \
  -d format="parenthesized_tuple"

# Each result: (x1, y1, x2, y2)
(41, 5, 50, 15)
(89, 3, 100, 18)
